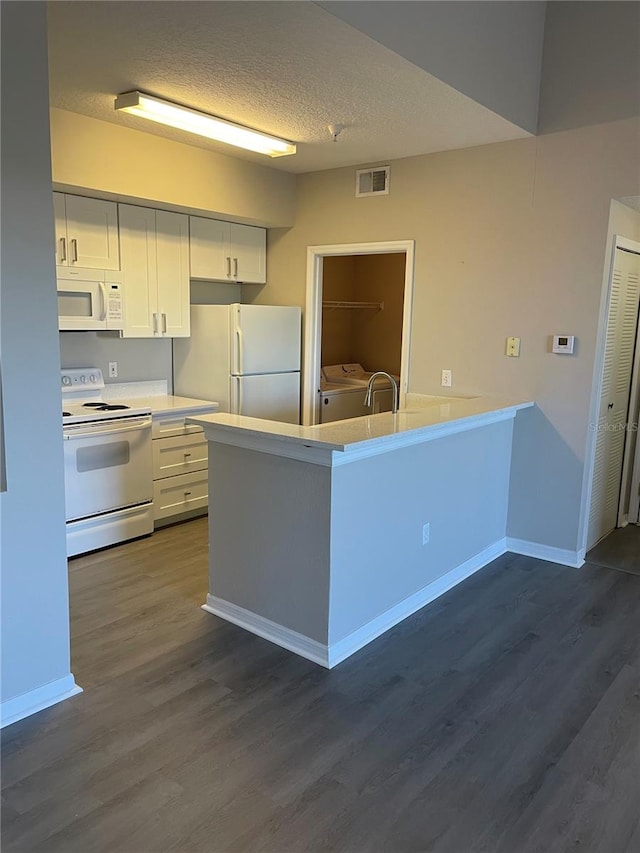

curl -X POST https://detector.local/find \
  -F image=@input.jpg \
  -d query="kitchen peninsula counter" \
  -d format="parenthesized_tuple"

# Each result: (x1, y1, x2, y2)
(190, 395, 534, 668)
(188, 394, 532, 463)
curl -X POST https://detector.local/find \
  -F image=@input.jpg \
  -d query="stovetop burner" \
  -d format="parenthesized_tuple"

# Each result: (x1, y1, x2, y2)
(62, 368, 151, 425)
(82, 402, 130, 411)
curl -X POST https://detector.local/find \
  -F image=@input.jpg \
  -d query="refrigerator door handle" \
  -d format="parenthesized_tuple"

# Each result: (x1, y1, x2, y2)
(237, 376, 243, 415)
(236, 325, 244, 375)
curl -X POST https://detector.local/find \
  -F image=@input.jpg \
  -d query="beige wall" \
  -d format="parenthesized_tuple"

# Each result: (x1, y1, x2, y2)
(263, 117, 640, 552)
(50, 109, 296, 227)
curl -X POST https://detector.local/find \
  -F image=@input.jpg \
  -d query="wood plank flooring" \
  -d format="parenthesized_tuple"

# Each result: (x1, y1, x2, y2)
(2, 518, 640, 852)
(587, 525, 640, 576)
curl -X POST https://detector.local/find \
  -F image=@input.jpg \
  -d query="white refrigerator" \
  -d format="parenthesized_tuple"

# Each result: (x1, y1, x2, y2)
(173, 304, 302, 423)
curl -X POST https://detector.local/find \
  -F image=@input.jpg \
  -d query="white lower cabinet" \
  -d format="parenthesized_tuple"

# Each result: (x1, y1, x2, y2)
(151, 410, 213, 526)
(153, 470, 209, 523)
(152, 432, 208, 480)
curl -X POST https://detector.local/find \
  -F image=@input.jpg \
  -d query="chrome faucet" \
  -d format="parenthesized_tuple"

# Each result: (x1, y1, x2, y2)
(364, 371, 399, 414)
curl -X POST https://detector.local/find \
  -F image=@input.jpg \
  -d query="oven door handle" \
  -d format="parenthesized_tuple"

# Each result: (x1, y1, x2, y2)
(63, 417, 152, 439)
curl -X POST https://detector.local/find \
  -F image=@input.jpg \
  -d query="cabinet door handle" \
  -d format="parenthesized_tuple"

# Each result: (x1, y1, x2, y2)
(70, 238, 78, 262)
(162, 313, 167, 334)
(226, 256, 231, 277)
(59, 237, 67, 263)
(152, 313, 158, 335)
(234, 257, 238, 278)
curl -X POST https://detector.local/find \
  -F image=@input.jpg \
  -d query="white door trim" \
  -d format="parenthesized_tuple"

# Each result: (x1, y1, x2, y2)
(618, 299, 640, 526)
(303, 240, 415, 426)
(580, 233, 640, 552)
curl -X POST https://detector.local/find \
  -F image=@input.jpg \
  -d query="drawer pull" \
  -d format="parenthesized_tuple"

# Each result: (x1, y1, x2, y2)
(184, 452, 192, 457)
(184, 491, 192, 497)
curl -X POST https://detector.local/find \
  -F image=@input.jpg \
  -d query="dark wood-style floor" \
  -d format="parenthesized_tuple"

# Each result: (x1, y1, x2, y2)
(2, 518, 640, 853)
(587, 524, 640, 576)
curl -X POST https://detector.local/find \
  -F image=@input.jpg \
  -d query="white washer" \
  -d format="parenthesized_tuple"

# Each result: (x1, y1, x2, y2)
(319, 367, 395, 424)
(322, 363, 399, 389)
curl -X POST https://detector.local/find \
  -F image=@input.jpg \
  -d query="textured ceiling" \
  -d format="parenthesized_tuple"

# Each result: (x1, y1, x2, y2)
(47, 0, 530, 174)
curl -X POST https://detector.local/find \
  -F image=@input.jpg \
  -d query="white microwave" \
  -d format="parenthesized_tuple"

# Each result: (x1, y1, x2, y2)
(57, 267, 124, 331)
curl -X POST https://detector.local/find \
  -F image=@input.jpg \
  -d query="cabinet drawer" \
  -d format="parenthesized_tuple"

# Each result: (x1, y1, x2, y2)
(152, 413, 205, 438)
(153, 433, 208, 479)
(153, 470, 208, 521)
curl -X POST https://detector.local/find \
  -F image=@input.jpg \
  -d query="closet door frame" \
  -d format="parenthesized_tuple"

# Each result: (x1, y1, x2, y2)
(582, 233, 640, 553)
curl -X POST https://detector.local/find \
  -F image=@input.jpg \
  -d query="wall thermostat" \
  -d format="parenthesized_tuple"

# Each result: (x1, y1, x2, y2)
(552, 334, 575, 354)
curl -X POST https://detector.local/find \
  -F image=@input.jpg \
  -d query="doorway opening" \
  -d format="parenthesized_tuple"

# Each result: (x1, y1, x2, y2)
(303, 241, 414, 425)
(586, 236, 640, 552)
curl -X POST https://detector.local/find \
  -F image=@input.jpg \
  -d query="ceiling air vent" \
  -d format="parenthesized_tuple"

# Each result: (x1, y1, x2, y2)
(355, 166, 390, 197)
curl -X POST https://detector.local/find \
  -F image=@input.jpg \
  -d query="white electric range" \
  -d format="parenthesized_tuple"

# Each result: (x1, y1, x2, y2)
(62, 368, 153, 557)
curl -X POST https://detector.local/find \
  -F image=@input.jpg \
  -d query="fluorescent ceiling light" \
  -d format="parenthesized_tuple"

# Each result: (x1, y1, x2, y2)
(114, 91, 296, 158)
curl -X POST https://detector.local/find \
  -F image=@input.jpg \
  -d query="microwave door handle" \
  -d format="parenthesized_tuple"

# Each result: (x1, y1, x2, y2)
(99, 282, 107, 320)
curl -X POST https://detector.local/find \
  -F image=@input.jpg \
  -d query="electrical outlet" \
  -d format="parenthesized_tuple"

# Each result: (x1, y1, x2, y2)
(441, 369, 452, 388)
(108, 361, 118, 378)
(422, 522, 430, 545)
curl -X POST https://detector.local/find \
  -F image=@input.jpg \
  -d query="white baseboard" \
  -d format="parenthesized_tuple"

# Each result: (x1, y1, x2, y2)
(203, 539, 508, 669)
(202, 596, 330, 667)
(327, 538, 508, 666)
(507, 537, 585, 569)
(0, 674, 82, 729)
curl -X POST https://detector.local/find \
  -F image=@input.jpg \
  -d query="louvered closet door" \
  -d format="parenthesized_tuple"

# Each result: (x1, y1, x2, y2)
(588, 248, 640, 548)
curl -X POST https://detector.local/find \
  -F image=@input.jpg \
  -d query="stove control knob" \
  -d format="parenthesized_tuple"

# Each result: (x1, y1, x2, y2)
(80, 375, 86, 383)
(90, 374, 96, 383)
(62, 376, 71, 386)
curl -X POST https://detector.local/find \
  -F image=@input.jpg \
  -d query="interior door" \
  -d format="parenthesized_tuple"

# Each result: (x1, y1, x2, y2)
(588, 247, 640, 547)
(231, 373, 300, 424)
(233, 305, 301, 375)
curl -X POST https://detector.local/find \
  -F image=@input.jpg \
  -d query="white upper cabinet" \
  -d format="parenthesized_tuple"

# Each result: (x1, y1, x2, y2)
(190, 216, 230, 281)
(119, 204, 190, 338)
(156, 211, 190, 338)
(189, 216, 266, 284)
(54, 192, 120, 270)
(230, 223, 266, 284)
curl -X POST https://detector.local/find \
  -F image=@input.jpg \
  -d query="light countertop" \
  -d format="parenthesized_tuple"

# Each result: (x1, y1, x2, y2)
(124, 396, 218, 417)
(188, 395, 534, 458)
(103, 382, 219, 415)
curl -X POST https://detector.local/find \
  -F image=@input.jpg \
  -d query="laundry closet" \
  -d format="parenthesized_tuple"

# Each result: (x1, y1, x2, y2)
(319, 252, 406, 422)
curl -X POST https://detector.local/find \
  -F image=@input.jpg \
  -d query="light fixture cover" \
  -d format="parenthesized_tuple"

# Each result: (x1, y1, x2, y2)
(114, 91, 296, 158)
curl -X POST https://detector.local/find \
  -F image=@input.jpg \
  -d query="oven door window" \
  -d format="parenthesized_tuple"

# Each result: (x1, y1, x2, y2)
(76, 441, 130, 472)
